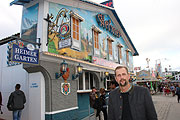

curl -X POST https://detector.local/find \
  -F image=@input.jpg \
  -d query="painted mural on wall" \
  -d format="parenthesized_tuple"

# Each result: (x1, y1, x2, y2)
(48, 2, 133, 69)
(21, 4, 38, 44)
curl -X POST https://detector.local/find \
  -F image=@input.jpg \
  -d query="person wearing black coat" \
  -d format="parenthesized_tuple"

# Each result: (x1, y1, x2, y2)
(108, 66, 157, 120)
(0, 91, 3, 114)
(176, 84, 180, 103)
(97, 88, 107, 120)
(7, 84, 26, 120)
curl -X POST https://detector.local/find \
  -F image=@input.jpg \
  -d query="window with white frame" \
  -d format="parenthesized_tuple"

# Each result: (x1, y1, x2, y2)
(70, 11, 84, 50)
(107, 36, 114, 61)
(108, 40, 112, 55)
(117, 43, 123, 64)
(92, 25, 102, 56)
(78, 71, 99, 90)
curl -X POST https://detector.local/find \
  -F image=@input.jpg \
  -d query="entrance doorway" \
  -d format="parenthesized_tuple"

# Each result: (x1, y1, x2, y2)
(28, 72, 45, 120)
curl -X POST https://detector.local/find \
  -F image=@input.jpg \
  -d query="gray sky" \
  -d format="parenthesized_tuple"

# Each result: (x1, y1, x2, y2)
(1, 0, 180, 71)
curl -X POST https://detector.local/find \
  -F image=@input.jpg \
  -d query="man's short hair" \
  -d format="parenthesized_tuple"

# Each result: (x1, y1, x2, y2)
(115, 66, 129, 76)
(15, 84, 21, 90)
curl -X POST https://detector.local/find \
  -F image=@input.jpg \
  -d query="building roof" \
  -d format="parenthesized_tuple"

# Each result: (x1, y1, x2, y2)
(10, 0, 139, 56)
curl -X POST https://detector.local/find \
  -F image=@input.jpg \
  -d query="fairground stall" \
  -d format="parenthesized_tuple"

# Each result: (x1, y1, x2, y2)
(136, 70, 160, 94)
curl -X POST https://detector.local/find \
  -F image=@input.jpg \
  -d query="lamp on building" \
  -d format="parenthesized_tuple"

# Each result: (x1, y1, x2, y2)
(55, 60, 68, 79)
(101, 71, 109, 81)
(72, 63, 83, 80)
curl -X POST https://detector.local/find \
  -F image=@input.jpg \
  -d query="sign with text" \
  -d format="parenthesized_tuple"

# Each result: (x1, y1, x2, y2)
(93, 56, 119, 69)
(12, 44, 39, 64)
(58, 38, 72, 49)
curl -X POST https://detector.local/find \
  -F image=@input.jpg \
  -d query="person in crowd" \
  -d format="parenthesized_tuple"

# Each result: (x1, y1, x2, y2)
(153, 83, 156, 93)
(159, 83, 164, 93)
(108, 66, 157, 120)
(89, 87, 99, 120)
(0, 91, 3, 114)
(7, 84, 26, 120)
(109, 80, 119, 90)
(105, 80, 119, 113)
(170, 84, 175, 97)
(96, 88, 107, 120)
(176, 84, 180, 103)
(164, 85, 170, 96)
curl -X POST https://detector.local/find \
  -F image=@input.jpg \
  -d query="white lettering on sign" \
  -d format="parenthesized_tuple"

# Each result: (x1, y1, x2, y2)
(15, 48, 37, 57)
(14, 54, 37, 62)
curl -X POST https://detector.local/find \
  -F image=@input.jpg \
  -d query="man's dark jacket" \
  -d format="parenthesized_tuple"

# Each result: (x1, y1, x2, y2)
(108, 85, 157, 120)
(7, 90, 26, 111)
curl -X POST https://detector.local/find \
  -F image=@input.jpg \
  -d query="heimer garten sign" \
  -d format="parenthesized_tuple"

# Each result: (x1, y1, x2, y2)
(12, 43, 39, 64)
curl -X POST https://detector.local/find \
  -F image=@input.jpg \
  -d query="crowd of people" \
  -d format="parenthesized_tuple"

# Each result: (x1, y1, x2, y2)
(89, 81, 118, 120)
(158, 83, 180, 103)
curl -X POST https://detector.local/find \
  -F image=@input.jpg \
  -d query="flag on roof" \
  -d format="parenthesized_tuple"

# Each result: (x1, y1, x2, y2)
(100, 0, 114, 8)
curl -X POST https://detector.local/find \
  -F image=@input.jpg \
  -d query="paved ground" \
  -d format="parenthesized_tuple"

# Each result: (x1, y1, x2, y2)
(87, 92, 180, 120)
(152, 93, 180, 120)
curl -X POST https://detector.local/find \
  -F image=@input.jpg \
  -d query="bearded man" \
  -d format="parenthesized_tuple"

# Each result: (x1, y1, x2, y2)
(108, 66, 157, 120)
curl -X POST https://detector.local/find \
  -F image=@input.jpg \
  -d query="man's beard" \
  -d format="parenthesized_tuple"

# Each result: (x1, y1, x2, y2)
(119, 79, 128, 87)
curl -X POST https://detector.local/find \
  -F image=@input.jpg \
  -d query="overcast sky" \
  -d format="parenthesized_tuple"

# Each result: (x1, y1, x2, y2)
(1, 0, 180, 71)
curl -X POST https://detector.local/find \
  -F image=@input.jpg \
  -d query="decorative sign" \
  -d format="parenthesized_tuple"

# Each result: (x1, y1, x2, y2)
(93, 56, 119, 69)
(59, 23, 70, 37)
(61, 83, 70, 95)
(96, 13, 121, 38)
(12, 43, 39, 64)
(136, 70, 151, 80)
(58, 37, 72, 49)
(7, 41, 21, 67)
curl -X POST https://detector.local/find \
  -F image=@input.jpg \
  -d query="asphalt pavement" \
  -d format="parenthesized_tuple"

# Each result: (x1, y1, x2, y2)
(152, 92, 180, 120)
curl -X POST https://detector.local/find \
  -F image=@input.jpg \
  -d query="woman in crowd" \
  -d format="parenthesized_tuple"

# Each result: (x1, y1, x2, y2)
(96, 88, 107, 120)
